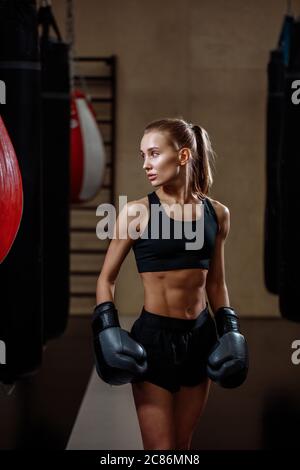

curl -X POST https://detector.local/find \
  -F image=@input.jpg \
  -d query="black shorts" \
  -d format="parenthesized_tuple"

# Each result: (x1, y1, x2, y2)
(130, 302, 218, 393)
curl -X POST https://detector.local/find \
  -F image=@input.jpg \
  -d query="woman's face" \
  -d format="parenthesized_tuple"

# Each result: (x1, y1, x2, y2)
(140, 131, 182, 186)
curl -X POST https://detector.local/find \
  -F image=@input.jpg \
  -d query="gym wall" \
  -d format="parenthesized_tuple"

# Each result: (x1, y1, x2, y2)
(52, 0, 295, 318)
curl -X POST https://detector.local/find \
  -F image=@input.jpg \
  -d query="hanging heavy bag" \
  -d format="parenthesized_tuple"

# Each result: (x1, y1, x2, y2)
(278, 18, 300, 322)
(264, 15, 293, 295)
(38, 3, 71, 341)
(0, 0, 43, 383)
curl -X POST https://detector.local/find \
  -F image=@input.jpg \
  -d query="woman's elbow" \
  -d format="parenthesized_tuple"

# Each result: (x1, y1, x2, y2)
(97, 274, 116, 287)
(206, 280, 228, 295)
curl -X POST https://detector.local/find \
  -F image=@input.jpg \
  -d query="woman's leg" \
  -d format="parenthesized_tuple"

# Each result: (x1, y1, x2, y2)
(131, 381, 176, 450)
(173, 378, 211, 450)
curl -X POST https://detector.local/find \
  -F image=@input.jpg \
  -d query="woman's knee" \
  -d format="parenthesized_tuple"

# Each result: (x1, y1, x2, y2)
(174, 437, 192, 450)
(139, 413, 176, 450)
(143, 435, 176, 450)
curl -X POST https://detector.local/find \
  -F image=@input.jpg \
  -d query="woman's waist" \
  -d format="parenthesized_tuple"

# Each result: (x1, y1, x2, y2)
(142, 293, 208, 320)
(140, 268, 207, 289)
(139, 301, 210, 328)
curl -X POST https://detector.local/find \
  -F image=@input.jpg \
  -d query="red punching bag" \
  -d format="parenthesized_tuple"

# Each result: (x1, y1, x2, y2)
(0, 116, 23, 264)
(70, 89, 106, 203)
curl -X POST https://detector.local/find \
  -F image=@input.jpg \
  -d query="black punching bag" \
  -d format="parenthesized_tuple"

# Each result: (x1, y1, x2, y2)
(38, 4, 70, 341)
(278, 18, 300, 322)
(264, 15, 293, 295)
(0, 0, 43, 383)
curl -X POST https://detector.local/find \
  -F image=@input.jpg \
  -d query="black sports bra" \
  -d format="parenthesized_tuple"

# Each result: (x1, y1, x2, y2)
(132, 191, 219, 273)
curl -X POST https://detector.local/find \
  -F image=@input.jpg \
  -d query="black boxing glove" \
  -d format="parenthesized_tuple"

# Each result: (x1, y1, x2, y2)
(206, 306, 249, 388)
(92, 301, 148, 385)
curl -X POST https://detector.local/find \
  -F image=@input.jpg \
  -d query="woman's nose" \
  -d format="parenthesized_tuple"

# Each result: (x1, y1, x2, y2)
(143, 158, 151, 170)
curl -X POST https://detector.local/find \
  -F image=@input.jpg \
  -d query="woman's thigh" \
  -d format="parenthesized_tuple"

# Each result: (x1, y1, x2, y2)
(173, 378, 211, 449)
(131, 381, 176, 450)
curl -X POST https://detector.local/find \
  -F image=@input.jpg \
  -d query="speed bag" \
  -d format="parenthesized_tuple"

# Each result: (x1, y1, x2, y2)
(71, 89, 106, 203)
(0, 0, 43, 383)
(0, 116, 23, 264)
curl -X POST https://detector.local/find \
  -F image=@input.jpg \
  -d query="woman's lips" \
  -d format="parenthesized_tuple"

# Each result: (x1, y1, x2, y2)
(148, 175, 157, 181)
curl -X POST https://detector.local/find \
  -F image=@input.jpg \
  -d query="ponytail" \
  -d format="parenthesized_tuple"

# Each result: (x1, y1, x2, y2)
(190, 124, 216, 199)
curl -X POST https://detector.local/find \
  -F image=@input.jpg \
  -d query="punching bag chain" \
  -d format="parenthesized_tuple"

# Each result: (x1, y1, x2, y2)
(66, 0, 75, 91)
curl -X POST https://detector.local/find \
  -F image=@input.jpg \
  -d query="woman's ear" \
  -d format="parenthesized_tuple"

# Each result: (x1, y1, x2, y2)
(178, 147, 191, 165)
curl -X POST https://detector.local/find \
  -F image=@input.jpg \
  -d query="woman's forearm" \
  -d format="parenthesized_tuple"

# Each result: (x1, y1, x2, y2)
(206, 282, 230, 314)
(96, 276, 116, 305)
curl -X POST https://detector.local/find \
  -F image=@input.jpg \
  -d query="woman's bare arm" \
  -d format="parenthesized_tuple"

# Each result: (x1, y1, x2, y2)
(205, 203, 231, 313)
(96, 200, 142, 304)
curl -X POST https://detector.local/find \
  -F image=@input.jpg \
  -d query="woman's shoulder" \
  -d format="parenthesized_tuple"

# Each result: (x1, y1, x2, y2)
(125, 195, 150, 217)
(206, 196, 230, 234)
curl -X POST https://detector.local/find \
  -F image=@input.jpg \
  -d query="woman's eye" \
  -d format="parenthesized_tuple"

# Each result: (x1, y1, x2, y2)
(140, 153, 159, 158)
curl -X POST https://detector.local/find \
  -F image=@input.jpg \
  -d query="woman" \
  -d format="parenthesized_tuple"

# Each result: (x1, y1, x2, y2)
(92, 118, 248, 450)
